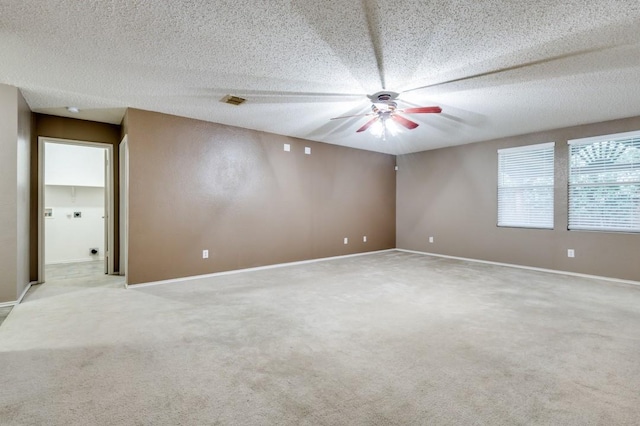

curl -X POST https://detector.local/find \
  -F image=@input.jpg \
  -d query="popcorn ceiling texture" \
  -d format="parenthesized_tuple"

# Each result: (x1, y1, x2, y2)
(1, 1, 640, 154)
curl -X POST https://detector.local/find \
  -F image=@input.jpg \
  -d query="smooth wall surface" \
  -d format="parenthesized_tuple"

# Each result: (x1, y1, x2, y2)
(0, 85, 19, 303)
(125, 108, 396, 285)
(0, 85, 31, 303)
(44, 185, 105, 264)
(397, 115, 640, 281)
(45, 143, 105, 187)
(16, 90, 31, 299)
(31, 114, 121, 279)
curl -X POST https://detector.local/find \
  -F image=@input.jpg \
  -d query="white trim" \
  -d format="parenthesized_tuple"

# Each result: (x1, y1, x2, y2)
(396, 249, 640, 286)
(119, 136, 129, 278)
(16, 281, 35, 304)
(567, 129, 640, 146)
(0, 281, 36, 307)
(129, 249, 396, 289)
(497, 141, 554, 153)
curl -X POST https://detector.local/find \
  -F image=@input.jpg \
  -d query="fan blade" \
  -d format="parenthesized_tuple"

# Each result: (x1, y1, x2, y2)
(331, 113, 374, 120)
(391, 115, 419, 130)
(398, 106, 442, 114)
(356, 117, 380, 133)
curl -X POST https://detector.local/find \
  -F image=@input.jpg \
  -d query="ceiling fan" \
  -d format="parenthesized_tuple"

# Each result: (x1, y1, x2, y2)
(330, 91, 441, 138)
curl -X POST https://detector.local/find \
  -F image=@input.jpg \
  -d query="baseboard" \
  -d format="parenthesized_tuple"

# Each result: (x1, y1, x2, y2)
(0, 280, 37, 307)
(16, 281, 35, 304)
(129, 249, 396, 289)
(396, 249, 640, 286)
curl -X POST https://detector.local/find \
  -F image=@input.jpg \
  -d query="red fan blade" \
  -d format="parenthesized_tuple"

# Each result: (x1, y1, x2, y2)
(356, 117, 380, 132)
(398, 106, 442, 114)
(391, 115, 419, 130)
(330, 113, 374, 120)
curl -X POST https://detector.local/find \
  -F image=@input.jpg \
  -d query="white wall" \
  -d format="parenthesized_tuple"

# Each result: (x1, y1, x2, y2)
(45, 185, 105, 264)
(45, 142, 105, 187)
(44, 142, 106, 265)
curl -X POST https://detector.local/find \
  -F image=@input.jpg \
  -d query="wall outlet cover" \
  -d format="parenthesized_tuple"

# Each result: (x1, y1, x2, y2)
(305, 147, 311, 155)
(284, 144, 291, 152)
(567, 249, 575, 258)
(429, 236, 434, 243)
(343, 237, 348, 244)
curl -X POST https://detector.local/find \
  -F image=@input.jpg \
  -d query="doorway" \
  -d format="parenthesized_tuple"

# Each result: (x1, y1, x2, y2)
(38, 137, 115, 283)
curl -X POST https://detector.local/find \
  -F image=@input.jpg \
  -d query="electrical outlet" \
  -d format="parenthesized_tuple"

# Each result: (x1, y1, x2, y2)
(202, 249, 209, 259)
(284, 143, 290, 152)
(343, 237, 348, 245)
(363, 236, 367, 242)
(429, 236, 434, 243)
(305, 147, 311, 155)
(567, 249, 575, 258)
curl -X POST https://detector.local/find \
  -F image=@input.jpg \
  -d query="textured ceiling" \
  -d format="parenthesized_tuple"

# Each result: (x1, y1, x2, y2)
(2, 1, 640, 154)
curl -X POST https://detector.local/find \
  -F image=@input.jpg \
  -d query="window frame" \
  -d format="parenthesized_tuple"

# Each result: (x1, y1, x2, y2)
(567, 130, 640, 233)
(497, 142, 555, 230)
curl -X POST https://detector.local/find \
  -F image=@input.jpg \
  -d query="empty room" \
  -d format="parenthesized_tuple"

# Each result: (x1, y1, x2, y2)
(1, 1, 639, 425)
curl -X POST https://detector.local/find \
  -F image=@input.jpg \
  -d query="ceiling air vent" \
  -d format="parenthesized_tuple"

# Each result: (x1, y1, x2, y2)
(220, 95, 246, 106)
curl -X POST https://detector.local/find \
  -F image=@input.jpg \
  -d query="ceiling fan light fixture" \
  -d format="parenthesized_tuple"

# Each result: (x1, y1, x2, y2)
(386, 119, 400, 136)
(370, 120, 385, 138)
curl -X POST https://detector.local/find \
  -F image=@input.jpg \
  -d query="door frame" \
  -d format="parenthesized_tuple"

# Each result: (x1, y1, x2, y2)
(37, 137, 115, 283)
(119, 135, 128, 278)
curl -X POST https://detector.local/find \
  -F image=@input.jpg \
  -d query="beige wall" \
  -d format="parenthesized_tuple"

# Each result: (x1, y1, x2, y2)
(125, 108, 396, 285)
(31, 114, 122, 279)
(397, 115, 640, 282)
(16, 91, 31, 299)
(0, 85, 19, 302)
(0, 84, 32, 303)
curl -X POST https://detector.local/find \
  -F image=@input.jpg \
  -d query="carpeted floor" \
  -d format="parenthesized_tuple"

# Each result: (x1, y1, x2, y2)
(1, 251, 639, 425)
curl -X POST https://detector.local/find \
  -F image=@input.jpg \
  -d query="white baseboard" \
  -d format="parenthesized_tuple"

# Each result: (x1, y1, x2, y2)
(129, 249, 396, 289)
(17, 281, 35, 304)
(396, 249, 640, 286)
(0, 280, 37, 308)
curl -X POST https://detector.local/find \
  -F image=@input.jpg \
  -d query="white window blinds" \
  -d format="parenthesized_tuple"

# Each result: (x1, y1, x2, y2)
(498, 142, 555, 229)
(568, 131, 640, 232)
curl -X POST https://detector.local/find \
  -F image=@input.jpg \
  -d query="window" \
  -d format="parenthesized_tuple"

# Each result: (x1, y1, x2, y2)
(568, 131, 640, 232)
(497, 142, 555, 229)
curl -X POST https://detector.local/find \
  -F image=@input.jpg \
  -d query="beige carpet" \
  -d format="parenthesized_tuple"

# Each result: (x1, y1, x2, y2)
(1, 251, 639, 425)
